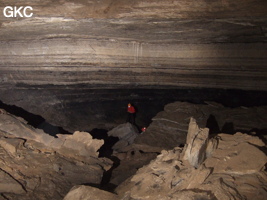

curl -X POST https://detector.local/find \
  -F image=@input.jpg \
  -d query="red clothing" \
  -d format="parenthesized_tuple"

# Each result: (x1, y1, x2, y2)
(127, 105, 136, 113)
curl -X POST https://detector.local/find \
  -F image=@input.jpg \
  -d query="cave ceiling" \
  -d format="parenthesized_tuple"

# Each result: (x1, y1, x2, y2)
(0, 0, 267, 131)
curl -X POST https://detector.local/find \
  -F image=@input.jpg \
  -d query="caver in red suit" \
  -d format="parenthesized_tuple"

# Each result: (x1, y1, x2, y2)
(127, 103, 136, 124)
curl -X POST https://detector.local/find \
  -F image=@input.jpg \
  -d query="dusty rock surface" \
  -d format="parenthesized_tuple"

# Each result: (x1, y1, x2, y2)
(134, 101, 267, 149)
(63, 185, 118, 200)
(0, 110, 112, 200)
(115, 119, 267, 200)
(63, 115, 267, 199)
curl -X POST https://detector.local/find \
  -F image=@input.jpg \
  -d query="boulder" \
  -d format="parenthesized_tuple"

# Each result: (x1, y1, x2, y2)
(63, 185, 118, 200)
(0, 110, 113, 200)
(107, 123, 139, 152)
(134, 101, 267, 150)
(56, 131, 104, 158)
(183, 117, 210, 168)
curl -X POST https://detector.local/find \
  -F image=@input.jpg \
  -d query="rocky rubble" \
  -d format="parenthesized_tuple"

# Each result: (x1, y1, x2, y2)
(63, 114, 267, 200)
(1, 100, 267, 200)
(104, 101, 267, 190)
(115, 118, 267, 200)
(106, 123, 160, 186)
(0, 109, 112, 200)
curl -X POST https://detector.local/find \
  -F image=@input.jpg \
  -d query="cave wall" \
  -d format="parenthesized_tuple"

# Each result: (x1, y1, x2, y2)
(0, 0, 267, 131)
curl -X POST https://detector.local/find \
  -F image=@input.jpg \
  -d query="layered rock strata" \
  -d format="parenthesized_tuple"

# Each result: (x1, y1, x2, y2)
(0, 109, 112, 200)
(134, 101, 267, 149)
(0, 0, 267, 132)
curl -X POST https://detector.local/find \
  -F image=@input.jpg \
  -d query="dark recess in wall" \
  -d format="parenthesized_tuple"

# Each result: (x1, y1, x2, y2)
(1, 88, 267, 135)
(0, 100, 71, 136)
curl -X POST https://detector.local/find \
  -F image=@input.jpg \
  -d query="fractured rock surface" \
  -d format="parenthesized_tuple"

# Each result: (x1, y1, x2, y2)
(134, 101, 267, 149)
(183, 117, 211, 168)
(105, 101, 267, 188)
(115, 121, 267, 200)
(0, 110, 112, 200)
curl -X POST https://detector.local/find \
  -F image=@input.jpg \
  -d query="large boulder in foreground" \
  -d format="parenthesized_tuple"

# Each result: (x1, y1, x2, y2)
(0, 110, 112, 200)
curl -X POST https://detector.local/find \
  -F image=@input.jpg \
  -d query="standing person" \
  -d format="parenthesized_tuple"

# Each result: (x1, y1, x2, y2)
(127, 103, 136, 124)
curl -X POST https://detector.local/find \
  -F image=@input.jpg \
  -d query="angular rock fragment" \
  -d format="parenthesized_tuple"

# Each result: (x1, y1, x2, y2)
(107, 123, 139, 152)
(183, 117, 210, 168)
(56, 131, 104, 157)
(63, 185, 118, 200)
(0, 110, 112, 199)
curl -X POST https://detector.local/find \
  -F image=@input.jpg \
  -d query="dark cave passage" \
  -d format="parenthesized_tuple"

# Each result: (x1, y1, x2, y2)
(0, 100, 71, 136)
(1, 88, 267, 134)
(1, 88, 267, 136)
(89, 128, 119, 158)
(88, 128, 120, 191)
